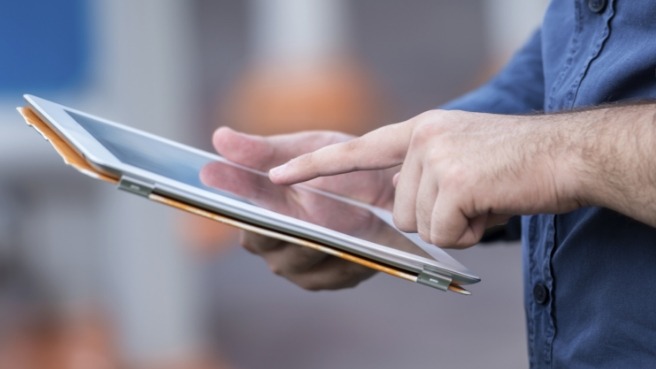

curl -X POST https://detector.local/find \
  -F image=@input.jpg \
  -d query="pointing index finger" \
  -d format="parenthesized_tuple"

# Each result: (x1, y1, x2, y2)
(269, 121, 413, 185)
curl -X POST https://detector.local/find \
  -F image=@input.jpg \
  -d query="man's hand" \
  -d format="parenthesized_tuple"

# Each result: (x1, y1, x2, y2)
(204, 127, 397, 290)
(269, 110, 589, 248)
(209, 103, 656, 284)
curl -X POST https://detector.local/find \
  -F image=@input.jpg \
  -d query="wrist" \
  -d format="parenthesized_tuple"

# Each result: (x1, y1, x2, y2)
(536, 112, 593, 212)
(551, 105, 656, 214)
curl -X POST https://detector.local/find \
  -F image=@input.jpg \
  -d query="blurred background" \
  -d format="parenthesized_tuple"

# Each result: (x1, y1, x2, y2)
(0, 0, 547, 368)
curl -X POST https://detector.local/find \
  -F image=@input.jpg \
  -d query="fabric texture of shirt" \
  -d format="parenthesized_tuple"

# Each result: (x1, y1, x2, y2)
(443, 1, 656, 368)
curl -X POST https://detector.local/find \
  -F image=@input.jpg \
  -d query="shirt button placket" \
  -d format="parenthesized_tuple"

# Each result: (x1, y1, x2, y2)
(588, 0, 607, 13)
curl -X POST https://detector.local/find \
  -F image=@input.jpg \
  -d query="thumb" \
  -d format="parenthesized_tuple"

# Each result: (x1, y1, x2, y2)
(212, 127, 354, 171)
(212, 127, 276, 170)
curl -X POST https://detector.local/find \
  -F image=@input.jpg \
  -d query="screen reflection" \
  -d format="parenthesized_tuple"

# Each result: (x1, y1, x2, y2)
(67, 109, 434, 261)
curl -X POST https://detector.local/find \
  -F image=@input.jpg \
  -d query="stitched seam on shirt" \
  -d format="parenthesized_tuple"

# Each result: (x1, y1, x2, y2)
(569, 0, 617, 108)
(544, 214, 559, 367)
(547, 0, 584, 111)
(526, 216, 538, 369)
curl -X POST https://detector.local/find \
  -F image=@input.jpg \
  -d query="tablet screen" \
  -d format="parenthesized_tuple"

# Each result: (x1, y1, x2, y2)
(65, 110, 438, 262)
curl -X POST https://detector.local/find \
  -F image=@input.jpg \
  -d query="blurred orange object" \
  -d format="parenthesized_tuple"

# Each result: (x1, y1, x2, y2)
(0, 310, 232, 369)
(221, 58, 382, 136)
(182, 214, 238, 256)
(0, 311, 117, 369)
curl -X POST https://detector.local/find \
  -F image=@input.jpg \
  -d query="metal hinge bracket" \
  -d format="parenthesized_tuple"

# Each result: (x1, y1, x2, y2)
(118, 176, 154, 197)
(417, 269, 452, 291)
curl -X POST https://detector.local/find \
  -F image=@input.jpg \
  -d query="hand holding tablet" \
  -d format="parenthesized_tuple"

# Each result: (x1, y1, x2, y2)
(202, 128, 452, 290)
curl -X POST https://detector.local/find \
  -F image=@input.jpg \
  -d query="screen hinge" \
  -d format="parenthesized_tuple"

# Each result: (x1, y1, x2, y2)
(417, 269, 452, 291)
(118, 176, 154, 198)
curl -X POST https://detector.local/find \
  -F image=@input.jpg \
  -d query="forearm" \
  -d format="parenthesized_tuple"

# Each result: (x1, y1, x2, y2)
(559, 102, 656, 227)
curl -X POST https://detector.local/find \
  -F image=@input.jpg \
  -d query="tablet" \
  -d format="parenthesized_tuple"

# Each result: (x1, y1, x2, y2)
(20, 94, 480, 294)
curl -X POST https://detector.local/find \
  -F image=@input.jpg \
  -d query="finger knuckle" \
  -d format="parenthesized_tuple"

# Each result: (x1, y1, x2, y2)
(416, 109, 448, 128)
(241, 231, 286, 253)
(297, 278, 323, 292)
(342, 137, 361, 152)
(239, 232, 260, 251)
(242, 242, 258, 254)
(326, 131, 353, 145)
(418, 230, 431, 244)
(410, 122, 434, 147)
(327, 266, 368, 290)
(240, 237, 262, 254)
(432, 235, 454, 248)
(288, 248, 324, 272)
(429, 224, 453, 247)
(267, 262, 284, 276)
(451, 240, 471, 249)
(413, 110, 438, 126)
(339, 276, 362, 290)
(393, 214, 416, 232)
(441, 162, 471, 190)
(429, 232, 447, 247)
(425, 146, 446, 166)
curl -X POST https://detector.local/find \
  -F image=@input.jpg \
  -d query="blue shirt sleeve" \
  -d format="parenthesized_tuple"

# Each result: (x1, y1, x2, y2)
(441, 29, 544, 114)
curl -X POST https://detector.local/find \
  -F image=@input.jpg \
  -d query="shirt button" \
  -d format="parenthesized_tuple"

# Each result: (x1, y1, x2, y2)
(533, 283, 549, 305)
(588, 0, 607, 13)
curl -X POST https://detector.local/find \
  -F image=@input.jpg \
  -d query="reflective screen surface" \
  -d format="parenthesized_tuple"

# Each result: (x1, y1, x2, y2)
(67, 110, 437, 262)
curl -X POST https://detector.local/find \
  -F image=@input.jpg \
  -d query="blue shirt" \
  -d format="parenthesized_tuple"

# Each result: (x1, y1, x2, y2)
(443, 1, 656, 368)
